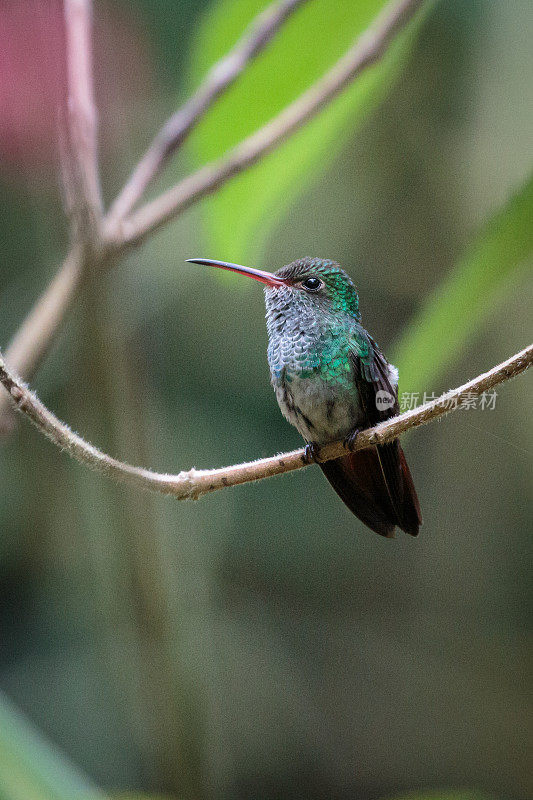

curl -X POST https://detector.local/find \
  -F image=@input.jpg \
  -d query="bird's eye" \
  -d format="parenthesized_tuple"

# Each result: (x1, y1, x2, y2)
(301, 276, 323, 292)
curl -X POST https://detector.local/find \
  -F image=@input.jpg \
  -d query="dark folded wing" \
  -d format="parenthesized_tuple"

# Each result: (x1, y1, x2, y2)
(349, 337, 422, 536)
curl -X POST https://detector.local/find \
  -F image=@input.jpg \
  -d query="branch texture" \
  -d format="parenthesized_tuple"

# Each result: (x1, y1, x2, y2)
(111, 0, 425, 247)
(1, 344, 531, 500)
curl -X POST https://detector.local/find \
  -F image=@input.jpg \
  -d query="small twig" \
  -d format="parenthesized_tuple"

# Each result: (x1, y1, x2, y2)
(1, 344, 531, 499)
(111, 0, 425, 247)
(63, 0, 103, 234)
(106, 0, 308, 227)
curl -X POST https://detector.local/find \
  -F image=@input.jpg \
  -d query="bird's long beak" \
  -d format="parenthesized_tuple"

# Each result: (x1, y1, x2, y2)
(186, 258, 286, 287)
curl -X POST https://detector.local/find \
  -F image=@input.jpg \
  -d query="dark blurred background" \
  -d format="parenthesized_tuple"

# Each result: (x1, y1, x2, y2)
(0, 1, 531, 799)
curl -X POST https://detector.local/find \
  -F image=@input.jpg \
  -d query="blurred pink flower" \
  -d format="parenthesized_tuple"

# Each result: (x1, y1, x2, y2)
(0, 1, 152, 178)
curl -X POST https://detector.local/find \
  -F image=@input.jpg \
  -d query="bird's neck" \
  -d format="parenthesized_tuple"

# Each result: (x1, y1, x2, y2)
(266, 308, 353, 381)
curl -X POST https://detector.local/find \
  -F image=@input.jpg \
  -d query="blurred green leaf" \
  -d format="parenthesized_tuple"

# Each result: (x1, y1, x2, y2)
(0, 691, 105, 800)
(394, 173, 533, 391)
(187, 0, 428, 263)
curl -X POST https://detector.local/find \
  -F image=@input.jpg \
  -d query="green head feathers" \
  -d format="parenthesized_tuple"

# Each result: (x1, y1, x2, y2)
(271, 257, 360, 319)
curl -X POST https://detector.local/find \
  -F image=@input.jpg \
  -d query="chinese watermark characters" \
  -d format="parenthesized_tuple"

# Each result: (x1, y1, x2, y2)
(397, 389, 497, 413)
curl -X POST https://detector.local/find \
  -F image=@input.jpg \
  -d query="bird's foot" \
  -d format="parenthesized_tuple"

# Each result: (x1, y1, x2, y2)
(343, 427, 362, 452)
(302, 441, 321, 464)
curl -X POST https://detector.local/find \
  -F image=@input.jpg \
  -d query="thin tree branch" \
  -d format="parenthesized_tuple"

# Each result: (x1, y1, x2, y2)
(0, 249, 85, 433)
(110, 0, 425, 247)
(63, 0, 103, 234)
(106, 0, 308, 227)
(1, 343, 531, 500)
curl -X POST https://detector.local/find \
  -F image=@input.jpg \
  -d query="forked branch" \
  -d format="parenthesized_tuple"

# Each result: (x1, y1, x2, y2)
(109, 0, 426, 246)
(1, 344, 531, 500)
(106, 0, 308, 226)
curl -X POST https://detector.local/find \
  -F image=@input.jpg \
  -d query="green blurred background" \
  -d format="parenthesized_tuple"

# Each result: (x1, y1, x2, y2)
(0, 1, 531, 799)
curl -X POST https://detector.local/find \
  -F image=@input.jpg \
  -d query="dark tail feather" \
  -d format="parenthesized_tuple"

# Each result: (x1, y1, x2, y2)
(319, 441, 422, 538)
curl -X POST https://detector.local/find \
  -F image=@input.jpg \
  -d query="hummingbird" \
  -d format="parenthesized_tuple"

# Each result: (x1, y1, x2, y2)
(187, 257, 422, 538)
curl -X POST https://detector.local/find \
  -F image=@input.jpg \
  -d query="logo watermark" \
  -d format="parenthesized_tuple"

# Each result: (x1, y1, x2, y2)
(375, 390, 395, 410)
